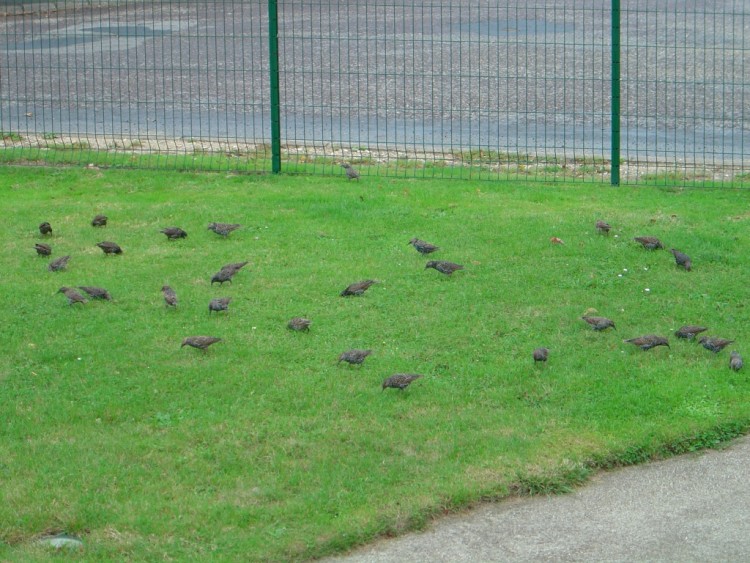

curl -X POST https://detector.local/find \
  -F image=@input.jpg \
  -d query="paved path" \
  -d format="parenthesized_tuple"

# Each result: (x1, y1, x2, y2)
(328, 434, 750, 562)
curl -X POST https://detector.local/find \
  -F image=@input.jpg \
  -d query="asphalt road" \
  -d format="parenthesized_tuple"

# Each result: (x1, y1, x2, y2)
(328, 433, 750, 562)
(1, 2, 748, 164)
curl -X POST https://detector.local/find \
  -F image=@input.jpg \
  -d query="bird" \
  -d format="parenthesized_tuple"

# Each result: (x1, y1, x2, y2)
(96, 241, 122, 255)
(91, 214, 108, 227)
(581, 316, 616, 331)
(34, 243, 52, 256)
(425, 261, 464, 275)
(208, 222, 241, 237)
(699, 337, 735, 354)
(338, 349, 372, 366)
(341, 162, 360, 180)
(729, 351, 743, 371)
(160, 227, 188, 240)
(633, 236, 664, 250)
(58, 286, 87, 305)
(382, 373, 422, 391)
(161, 285, 178, 307)
(595, 220, 611, 235)
(675, 325, 708, 339)
(39, 221, 52, 236)
(287, 317, 311, 331)
(340, 280, 377, 296)
(209, 297, 232, 314)
(181, 336, 222, 350)
(408, 238, 440, 254)
(533, 347, 549, 363)
(48, 255, 71, 271)
(624, 335, 670, 351)
(77, 286, 112, 300)
(670, 248, 692, 271)
(219, 261, 249, 275)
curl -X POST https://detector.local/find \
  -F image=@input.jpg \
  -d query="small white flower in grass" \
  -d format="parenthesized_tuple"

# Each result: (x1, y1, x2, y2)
(644, 267, 649, 271)
(77, 357, 82, 361)
(618, 274, 623, 278)
(614, 234, 619, 238)
(644, 288, 651, 293)
(623, 268, 628, 272)
(252, 327, 257, 330)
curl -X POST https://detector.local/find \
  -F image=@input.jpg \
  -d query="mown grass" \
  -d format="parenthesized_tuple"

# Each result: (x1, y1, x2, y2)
(1, 166, 749, 560)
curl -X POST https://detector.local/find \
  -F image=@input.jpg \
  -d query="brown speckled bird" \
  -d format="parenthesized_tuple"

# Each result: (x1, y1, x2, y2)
(208, 222, 241, 237)
(91, 214, 108, 227)
(634, 236, 664, 250)
(209, 297, 232, 314)
(595, 220, 611, 235)
(670, 248, 692, 271)
(675, 325, 707, 339)
(624, 335, 670, 351)
(408, 238, 439, 254)
(730, 351, 743, 371)
(341, 162, 360, 180)
(582, 316, 616, 331)
(58, 286, 87, 305)
(287, 317, 311, 331)
(533, 347, 549, 363)
(160, 227, 188, 240)
(425, 260, 464, 275)
(48, 255, 71, 271)
(34, 243, 52, 256)
(162, 285, 178, 307)
(96, 241, 122, 255)
(338, 349, 372, 366)
(382, 373, 422, 391)
(78, 286, 112, 300)
(39, 221, 52, 236)
(181, 336, 222, 350)
(340, 280, 377, 296)
(699, 337, 734, 354)
(220, 261, 249, 275)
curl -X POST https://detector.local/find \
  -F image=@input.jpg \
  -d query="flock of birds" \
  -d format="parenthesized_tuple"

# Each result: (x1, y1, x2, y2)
(35, 201, 469, 391)
(35, 174, 743, 393)
(532, 220, 743, 372)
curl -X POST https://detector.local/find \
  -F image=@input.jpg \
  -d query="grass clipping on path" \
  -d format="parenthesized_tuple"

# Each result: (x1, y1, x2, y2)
(1, 167, 749, 560)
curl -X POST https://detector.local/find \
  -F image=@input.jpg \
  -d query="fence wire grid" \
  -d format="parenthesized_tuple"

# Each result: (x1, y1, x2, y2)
(1, 1, 749, 185)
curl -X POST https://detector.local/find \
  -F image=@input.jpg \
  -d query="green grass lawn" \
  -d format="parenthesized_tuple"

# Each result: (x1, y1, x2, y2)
(1, 166, 749, 560)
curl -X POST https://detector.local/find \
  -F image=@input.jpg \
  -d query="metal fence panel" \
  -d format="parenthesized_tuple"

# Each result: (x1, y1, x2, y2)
(1, 1, 748, 185)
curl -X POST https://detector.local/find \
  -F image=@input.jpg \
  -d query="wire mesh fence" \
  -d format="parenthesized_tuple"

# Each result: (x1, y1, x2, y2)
(1, 1, 748, 185)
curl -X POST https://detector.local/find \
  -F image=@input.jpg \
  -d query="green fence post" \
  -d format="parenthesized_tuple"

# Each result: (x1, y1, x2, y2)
(268, 0, 282, 173)
(610, 0, 621, 186)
